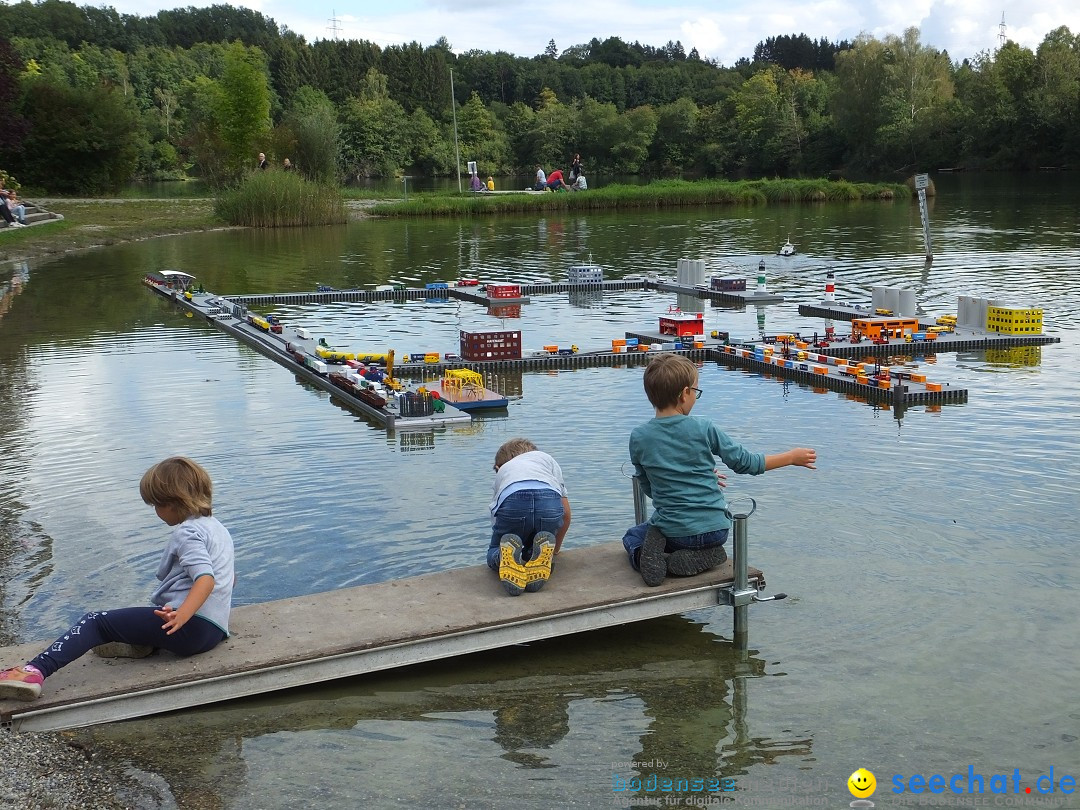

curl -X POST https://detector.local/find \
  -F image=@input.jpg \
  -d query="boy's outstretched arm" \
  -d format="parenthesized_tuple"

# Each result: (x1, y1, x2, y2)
(554, 498, 572, 553)
(764, 448, 817, 471)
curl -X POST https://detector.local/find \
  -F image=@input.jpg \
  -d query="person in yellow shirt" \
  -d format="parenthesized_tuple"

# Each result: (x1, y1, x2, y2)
(486, 176, 495, 191)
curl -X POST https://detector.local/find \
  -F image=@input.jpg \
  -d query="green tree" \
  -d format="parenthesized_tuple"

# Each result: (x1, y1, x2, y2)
(876, 28, 954, 169)
(279, 85, 340, 182)
(457, 90, 509, 174)
(610, 104, 657, 172)
(650, 96, 698, 171)
(339, 68, 408, 178)
(214, 40, 272, 181)
(831, 34, 890, 169)
(731, 69, 788, 173)
(532, 87, 573, 168)
(14, 76, 141, 192)
(403, 106, 452, 175)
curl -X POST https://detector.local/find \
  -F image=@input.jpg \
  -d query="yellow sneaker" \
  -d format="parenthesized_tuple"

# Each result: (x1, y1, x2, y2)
(524, 533, 556, 592)
(499, 534, 527, 596)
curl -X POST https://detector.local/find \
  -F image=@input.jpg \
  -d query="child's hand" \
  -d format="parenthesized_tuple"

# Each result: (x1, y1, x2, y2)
(714, 468, 728, 488)
(791, 448, 817, 469)
(154, 605, 189, 635)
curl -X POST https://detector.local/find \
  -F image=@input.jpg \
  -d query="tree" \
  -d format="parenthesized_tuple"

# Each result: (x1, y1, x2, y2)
(876, 28, 954, 169)
(214, 40, 272, 181)
(650, 97, 698, 171)
(339, 68, 408, 177)
(14, 76, 141, 192)
(532, 87, 573, 168)
(610, 104, 657, 172)
(280, 85, 340, 182)
(544, 39, 558, 59)
(731, 69, 788, 173)
(831, 34, 890, 169)
(457, 90, 509, 174)
(0, 37, 29, 155)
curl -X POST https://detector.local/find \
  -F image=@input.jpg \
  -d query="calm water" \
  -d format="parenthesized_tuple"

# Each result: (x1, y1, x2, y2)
(1, 174, 1078, 808)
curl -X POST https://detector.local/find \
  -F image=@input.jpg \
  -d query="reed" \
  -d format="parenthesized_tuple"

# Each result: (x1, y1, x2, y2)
(215, 170, 347, 227)
(375, 178, 908, 217)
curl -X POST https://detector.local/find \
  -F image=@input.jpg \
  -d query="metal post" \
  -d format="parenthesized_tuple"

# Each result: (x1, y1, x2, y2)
(731, 507, 750, 646)
(632, 476, 648, 525)
(915, 173, 933, 261)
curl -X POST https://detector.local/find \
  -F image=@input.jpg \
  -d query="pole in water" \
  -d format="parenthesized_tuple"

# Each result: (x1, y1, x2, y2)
(915, 173, 933, 261)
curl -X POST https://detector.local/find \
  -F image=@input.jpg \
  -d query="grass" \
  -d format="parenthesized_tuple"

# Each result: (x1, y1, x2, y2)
(373, 178, 910, 217)
(214, 171, 347, 227)
(0, 199, 225, 262)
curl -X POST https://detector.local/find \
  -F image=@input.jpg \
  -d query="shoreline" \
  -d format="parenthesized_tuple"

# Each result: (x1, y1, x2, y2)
(1, 198, 378, 266)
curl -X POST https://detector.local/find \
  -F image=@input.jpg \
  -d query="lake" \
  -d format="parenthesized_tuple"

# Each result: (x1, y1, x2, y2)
(0, 173, 1077, 808)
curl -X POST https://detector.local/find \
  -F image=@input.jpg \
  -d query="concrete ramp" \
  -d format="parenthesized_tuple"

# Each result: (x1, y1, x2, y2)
(1, 541, 762, 732)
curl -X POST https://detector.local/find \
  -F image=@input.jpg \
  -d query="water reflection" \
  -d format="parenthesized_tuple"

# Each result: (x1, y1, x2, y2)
(78, 617, 806, 807)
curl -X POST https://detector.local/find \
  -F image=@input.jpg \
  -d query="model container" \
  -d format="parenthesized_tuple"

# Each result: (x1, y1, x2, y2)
(460, 329, 522, 361)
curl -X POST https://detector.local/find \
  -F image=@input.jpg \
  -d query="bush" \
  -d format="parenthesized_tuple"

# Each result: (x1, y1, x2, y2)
(214, 169, 346, 227)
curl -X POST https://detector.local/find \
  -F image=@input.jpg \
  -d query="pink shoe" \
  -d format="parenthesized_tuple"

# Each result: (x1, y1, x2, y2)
(0, 667, 43, 700)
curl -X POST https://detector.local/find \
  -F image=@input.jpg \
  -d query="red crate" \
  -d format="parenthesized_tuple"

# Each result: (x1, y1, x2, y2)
(487, 284, 521, 299)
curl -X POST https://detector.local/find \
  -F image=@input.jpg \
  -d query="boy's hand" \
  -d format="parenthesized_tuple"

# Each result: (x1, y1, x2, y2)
(714, 469, 728, 488)
(791, 448, 817, 469)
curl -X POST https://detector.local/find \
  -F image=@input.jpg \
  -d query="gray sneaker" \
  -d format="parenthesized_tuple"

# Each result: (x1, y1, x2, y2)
(639, 525, 668, 586)
(667, 545, 727, 577)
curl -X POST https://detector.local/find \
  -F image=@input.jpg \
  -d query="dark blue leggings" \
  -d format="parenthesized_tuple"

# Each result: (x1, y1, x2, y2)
(29, 608, 226, 678)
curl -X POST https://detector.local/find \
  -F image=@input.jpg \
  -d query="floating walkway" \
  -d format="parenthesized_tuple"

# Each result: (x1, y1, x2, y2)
(143, 274, 470, 430)
(0, 542, 765, 732)
(146, 273, 1060, 416)
(653, 280, 786, 305)
(717, 344, 966, 406)
(229, 279, 648, 309)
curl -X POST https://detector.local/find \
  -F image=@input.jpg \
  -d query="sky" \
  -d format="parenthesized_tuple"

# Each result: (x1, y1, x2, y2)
(98, 0, 1080, 66)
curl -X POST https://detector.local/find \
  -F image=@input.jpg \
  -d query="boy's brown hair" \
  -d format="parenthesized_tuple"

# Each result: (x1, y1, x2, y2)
(140, 456, 213, 518)
(494, 438, 538, 469)
(643, 353, 698, 409)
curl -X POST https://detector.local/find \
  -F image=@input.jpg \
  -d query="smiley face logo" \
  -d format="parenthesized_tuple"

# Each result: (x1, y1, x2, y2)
(848, 768, 876, 798)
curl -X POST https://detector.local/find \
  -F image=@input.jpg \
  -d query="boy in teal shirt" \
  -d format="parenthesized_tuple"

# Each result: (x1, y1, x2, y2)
(624, 353, 816, 586)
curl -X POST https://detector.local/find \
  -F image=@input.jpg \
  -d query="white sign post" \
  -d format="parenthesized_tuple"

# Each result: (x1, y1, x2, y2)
(915, 173, 933, 262)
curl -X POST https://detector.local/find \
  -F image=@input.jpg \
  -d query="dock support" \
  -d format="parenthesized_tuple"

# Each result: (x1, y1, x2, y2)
(632, 476, 649, 524)
(730, 502, 753, 649)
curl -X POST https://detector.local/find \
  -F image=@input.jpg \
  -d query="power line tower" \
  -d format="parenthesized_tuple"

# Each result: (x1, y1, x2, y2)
(998, 12, 1007, 50)
(327, 10, 342, 41)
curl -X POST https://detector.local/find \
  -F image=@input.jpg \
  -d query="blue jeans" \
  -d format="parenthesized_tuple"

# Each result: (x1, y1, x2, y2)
(29, 607, 226, 678)
(622, 522, 729, 571)
(486, 489, 565, 569)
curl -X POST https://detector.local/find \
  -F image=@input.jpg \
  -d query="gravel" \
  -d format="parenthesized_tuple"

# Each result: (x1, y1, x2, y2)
(0, 726, 173, 809)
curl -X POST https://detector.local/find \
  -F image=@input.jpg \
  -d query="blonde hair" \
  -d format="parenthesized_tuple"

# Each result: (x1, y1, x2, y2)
(494, 438, 537, 469)
(643, 353, 697, 409)
(140, 456, 213, 518)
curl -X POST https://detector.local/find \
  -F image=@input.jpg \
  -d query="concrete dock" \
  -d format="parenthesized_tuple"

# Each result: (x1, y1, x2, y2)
(0, 541, 764, 732)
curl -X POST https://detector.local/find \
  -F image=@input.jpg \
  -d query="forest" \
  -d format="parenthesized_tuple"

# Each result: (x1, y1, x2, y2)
(0, 0, 1078, 193)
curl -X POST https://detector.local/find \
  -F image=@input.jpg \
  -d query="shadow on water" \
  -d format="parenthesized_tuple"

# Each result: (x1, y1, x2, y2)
(76, 616, 810, 808)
